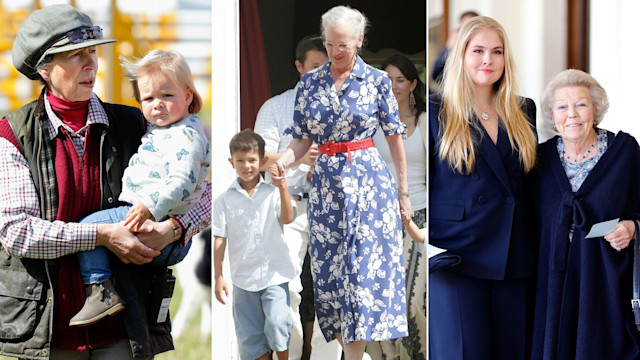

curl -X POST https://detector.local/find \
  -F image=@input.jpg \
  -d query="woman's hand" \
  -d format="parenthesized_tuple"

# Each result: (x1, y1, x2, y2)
(280, 138, 313, 170)
(604, 220, 636, 251)
(96, 223, 160, 264)
(398, 194, 412, 223)
(135, 219, 176, 252)
(270, 162, 286, 188)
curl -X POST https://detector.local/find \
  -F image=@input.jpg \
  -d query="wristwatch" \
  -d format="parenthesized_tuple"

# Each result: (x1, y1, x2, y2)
(168, 218, 183, 243)
(398, 189, 411, 196)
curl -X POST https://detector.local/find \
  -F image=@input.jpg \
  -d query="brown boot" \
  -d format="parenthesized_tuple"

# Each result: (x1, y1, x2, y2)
(69, 278, 124, 327)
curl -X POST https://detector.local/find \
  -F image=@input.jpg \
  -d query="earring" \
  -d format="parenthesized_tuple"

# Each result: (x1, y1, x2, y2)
(409, 92, 416, 108)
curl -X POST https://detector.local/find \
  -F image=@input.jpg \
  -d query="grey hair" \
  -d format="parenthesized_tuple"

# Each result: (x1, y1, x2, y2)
(321, 5, 369, 41)
(541, 69, 609, 129)
(35, 53, 55, 86)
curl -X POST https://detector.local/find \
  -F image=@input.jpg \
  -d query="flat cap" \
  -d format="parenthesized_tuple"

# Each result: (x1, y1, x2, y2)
(12, 4, 116, 80)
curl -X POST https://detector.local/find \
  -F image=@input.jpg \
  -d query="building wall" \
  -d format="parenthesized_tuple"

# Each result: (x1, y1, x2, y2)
(591, 0, 640, 140)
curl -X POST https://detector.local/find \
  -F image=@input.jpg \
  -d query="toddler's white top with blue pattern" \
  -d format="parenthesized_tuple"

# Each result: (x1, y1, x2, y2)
(119, 113, 210, 220)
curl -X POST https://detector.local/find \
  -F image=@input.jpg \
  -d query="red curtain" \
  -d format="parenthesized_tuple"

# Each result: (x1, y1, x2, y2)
(240, 0, 271, 131)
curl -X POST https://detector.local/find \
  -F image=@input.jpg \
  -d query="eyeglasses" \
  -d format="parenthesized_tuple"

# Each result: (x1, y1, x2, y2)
(52, 26, 104, 47)
(324, 41, 353, 51)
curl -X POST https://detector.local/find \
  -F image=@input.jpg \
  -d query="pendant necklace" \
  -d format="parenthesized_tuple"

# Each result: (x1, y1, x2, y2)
(564, 135, 596, 163)
(481, 111, 490, 121)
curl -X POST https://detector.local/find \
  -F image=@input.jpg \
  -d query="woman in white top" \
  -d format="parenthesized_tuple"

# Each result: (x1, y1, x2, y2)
(372, 54, 426, 360)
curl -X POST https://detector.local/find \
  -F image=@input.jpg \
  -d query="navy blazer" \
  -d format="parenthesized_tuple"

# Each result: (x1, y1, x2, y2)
(429, 93, 537, 280)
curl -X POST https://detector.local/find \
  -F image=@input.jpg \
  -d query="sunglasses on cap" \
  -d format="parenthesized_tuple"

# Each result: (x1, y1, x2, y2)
(51, 26, 104, 48)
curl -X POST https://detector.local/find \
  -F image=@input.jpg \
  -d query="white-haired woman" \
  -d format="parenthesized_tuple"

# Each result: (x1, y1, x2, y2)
(530, 69, 640, 359)
(428, 16, 537, 359)
(274, 5, 409, 360)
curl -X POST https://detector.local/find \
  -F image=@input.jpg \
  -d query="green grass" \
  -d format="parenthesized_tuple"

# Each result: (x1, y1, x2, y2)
(0, 268, 211, 360)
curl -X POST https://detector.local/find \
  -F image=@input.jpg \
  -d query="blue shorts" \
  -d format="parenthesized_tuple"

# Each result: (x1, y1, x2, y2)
(232, 283, 291, 360)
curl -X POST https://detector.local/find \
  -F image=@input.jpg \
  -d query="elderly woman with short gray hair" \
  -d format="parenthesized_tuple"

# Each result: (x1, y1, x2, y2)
(274, 5, 410, 360)
(530, 68, 640, 359)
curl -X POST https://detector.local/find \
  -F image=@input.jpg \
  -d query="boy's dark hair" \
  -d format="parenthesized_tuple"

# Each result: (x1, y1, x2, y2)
(295, 35, 326, 64)
(229, 129, 265, 159)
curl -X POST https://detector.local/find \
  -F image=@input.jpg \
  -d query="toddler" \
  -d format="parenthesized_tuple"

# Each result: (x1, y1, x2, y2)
(69, 50, 210, 327)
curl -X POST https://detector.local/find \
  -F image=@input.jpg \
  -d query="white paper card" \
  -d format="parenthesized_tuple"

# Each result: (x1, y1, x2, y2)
(585, 218, 619, 238)
(427, 244, 447, 258)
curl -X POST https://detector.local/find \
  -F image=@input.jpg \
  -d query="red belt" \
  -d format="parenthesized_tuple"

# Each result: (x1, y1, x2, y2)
(318, 138, 374, 163)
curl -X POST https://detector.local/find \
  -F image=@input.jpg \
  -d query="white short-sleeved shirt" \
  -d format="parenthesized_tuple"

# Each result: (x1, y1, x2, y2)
(213, 177, 297, 292)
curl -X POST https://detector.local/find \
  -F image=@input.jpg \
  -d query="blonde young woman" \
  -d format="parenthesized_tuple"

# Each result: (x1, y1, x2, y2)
(428, 16, 537, 360)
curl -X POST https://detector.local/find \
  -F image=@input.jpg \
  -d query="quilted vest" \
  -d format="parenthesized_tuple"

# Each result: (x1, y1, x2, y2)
(0, 90, 173, 359)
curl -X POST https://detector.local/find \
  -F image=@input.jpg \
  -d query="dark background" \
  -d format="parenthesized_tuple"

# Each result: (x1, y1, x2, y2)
(257, 0, 426, 97)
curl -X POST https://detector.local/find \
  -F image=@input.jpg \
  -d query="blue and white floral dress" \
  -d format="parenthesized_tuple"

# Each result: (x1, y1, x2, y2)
(291, 56, 408, 343)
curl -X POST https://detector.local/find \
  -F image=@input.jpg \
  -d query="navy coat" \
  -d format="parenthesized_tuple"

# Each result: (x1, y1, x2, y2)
(530, 131, 640, 359)
(428, 94, 537, 280)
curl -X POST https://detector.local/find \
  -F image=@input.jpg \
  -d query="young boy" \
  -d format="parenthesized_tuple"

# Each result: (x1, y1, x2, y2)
(69, 50, 210, 327)
(214, 130, 296, 360)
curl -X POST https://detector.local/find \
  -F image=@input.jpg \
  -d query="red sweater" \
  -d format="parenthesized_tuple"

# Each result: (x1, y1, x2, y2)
(46, 91, 89, 133)
(46, 99, 127, 350)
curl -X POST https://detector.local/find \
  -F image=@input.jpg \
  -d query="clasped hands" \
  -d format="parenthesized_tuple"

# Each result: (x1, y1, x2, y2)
(270, 162, 287, 188)
(398, 192, 412, 223)
(97, 218, 174, 265)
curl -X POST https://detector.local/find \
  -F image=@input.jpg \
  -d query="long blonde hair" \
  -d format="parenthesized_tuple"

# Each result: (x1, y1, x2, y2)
(438, 16, 536, 174)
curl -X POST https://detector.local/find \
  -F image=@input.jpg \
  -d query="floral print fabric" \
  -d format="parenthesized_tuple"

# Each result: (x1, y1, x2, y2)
(291, 56, 408, 343)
